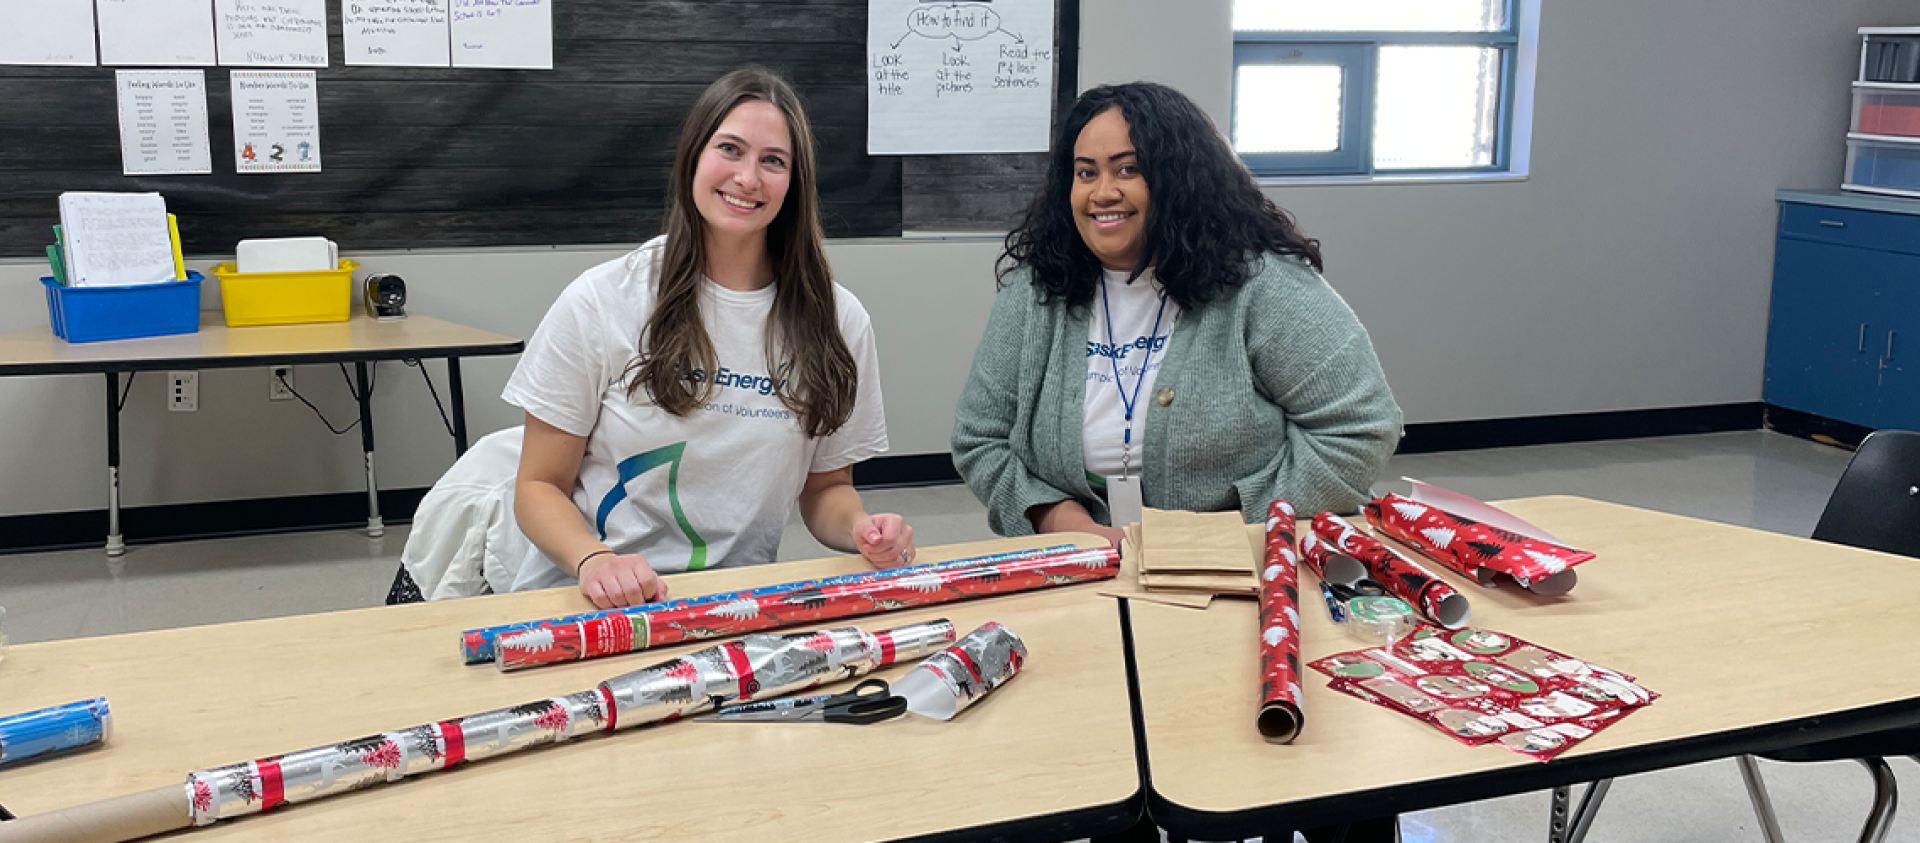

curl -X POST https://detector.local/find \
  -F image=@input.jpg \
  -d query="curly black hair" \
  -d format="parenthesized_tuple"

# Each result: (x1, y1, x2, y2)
(997, 82, 1324, 311)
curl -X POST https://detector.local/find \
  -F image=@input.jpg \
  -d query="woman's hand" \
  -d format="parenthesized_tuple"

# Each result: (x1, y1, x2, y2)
(853, 513, 917, 568)
(1029, 500, 1127, 547)
(578, 552, 670, 609)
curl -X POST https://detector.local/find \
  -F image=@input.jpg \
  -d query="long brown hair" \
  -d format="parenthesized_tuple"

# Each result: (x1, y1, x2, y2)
(625, 67, 858, 438)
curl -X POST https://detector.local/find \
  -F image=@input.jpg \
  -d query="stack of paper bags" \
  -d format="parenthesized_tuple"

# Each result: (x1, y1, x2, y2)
(1103, 508, 1259, 609)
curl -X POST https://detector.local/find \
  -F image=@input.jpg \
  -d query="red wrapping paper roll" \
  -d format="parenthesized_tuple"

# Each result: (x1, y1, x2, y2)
(1257, 499, 1304, 744)
(1308, 513, 1471, 629)
(496, 547, 1121, 671)
(1364, 495, 1592, 593)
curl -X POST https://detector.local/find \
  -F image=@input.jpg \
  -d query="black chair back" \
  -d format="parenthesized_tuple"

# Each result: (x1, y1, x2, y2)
(1810, 430, 1920, 559)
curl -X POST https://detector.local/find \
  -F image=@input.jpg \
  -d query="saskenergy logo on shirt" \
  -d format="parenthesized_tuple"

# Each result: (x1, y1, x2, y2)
(683, 366, 786, 396)
(1087, 335, 1170, 360)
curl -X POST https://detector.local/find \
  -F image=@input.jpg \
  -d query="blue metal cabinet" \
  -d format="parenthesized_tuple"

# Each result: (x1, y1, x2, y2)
(1765, 193, 1920, 431)
(1872, 272, 1918, 428)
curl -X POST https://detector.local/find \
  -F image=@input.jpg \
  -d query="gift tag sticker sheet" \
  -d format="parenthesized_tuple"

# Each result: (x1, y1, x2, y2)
(1310, 624, 1656, 761)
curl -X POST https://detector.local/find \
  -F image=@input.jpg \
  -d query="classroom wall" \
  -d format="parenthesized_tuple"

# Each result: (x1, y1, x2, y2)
(0, 239, 1004, 518)
(0, 0, 1910, 520)
(1082, 0, 1913, 424)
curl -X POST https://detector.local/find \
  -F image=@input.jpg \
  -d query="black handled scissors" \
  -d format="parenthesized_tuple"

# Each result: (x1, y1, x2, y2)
(1328, 578, 1388, 602)
(707, 678, 907, 725)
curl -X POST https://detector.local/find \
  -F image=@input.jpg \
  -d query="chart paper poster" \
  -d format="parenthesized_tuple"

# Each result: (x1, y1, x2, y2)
(868, 0, 1056, 154)
(344, 0, 451, 67)
(115, 70, 213, 175)
(449, 0, 551, 70)
(0, 0, 98, 66)
(215, 0, 329, 67)
(231, 70, 322, 173)
(98, 0, 218, 66)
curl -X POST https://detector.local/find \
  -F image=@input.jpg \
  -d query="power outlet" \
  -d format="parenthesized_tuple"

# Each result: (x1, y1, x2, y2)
(269, 366, 295, 401)
(168, 371, 198, 412)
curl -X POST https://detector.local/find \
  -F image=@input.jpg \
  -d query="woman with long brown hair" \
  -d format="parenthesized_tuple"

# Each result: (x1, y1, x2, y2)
(396, 67, 913, 608)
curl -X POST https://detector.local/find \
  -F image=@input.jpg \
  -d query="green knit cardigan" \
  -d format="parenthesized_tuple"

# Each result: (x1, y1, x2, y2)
(952, 252, 1403, 534)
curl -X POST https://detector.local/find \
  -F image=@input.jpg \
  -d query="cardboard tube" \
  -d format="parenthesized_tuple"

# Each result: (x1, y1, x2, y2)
(0, 785, 189, 843)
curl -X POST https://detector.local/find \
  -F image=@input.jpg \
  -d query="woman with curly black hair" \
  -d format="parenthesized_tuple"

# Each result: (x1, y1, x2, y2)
(952, 81, 1403, 545)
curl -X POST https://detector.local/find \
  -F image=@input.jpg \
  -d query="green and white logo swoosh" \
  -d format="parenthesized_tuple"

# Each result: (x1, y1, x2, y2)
(594, 441, 710, 571)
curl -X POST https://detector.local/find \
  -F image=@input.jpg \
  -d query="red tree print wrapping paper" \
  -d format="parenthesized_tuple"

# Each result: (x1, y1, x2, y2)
(1257, 499, 1305, 744)
(494, 547, 1120, 671)
(1365, 494, 1594, 593)
(1306, 513, 1471, 629)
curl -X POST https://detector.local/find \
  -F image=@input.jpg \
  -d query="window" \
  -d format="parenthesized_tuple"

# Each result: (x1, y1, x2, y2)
(1232, 0, 1522, 178)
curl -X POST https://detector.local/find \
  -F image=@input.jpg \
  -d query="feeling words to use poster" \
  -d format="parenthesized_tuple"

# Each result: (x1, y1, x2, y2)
(867, 0, 1056, 154)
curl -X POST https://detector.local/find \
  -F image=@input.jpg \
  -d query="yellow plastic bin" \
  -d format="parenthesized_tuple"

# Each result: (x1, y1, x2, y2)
(211, 259, 358, 327)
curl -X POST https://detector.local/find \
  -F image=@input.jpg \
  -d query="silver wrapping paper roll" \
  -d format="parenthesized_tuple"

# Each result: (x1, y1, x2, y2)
(599, 620, 955, 724)
(894, 622, 1028, 721)
(184, 619, 955, 826)
(187, 689, 614, 824)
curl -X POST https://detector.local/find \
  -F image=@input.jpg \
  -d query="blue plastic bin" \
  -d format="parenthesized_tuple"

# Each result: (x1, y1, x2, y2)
(41, 272, 204, 343)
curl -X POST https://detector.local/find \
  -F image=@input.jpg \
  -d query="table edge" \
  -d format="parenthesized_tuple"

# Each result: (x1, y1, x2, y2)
(887, 788, 1143, 843)
(0, 340, 525, 376)
(1143, 692, 1920, 838)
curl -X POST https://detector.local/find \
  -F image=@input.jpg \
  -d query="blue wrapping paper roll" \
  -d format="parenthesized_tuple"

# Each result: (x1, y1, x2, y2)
(0, 697, 112, 766)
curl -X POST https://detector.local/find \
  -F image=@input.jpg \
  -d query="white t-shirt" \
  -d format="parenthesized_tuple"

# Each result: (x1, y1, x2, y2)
(1083, 267, 1179, 484)
(500, 236, 888, 590)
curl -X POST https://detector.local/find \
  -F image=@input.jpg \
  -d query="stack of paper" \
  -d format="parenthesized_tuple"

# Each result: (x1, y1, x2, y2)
(1102, 508, 1261, 610)
(236, 237, 337, 273)
(55, 192, 180, 287)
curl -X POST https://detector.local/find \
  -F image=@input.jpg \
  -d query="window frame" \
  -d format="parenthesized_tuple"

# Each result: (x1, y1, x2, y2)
(1231, 0, 1522, 178)
(1231, 43, 1375, 175)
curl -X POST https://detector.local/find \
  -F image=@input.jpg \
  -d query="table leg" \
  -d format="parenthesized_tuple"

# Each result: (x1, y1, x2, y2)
(447, 356, 469, 455)
(355, 361, 382, 538)
(104, 372, 125, 557)
(1548, 785, 1570, 843)
(1565, 778, 1611, 843)
(1736, 756, 1788, 843)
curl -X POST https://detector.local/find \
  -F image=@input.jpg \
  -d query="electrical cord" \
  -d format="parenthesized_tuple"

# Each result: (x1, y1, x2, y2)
(114, 372, 137, 412)
(402, 358, 457, 438)
(280, 369, 357, 435)
(280, 364, 378, 436)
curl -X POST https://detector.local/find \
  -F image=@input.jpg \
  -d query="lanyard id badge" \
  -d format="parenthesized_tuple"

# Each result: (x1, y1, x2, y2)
(1108, 474, 1144, 528)
(1098, 280, 1168, 530)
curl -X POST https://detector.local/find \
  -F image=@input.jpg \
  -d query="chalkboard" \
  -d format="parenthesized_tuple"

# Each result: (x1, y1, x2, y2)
(0, 0, 1077, 257)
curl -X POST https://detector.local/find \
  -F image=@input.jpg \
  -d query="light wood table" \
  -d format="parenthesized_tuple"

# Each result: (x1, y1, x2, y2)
(1128, 496, 1920, 839)
(0, 313, 522, 553)
(0, 535, 1141, 842)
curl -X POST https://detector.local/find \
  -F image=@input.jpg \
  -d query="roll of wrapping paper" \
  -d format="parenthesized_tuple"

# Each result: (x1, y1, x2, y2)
(1308, 513, 1471, 629)
(461, 545, 1073, 664)
(1256, 500, 1304, 744)
(173, 620, 955, 829)
(894, 622, 1027, 720)
(1365, 494, 1593, 591)
(0, 697, 111, 767)
(495, 546, 1120, 671)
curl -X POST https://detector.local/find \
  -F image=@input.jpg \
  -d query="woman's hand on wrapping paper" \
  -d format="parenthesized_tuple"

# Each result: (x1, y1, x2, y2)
(578, 552, 671, 609)
(854, 512, 918, 568)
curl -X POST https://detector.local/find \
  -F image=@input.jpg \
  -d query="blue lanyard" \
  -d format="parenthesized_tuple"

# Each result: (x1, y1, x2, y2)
(1098, 277, 1170, 471)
